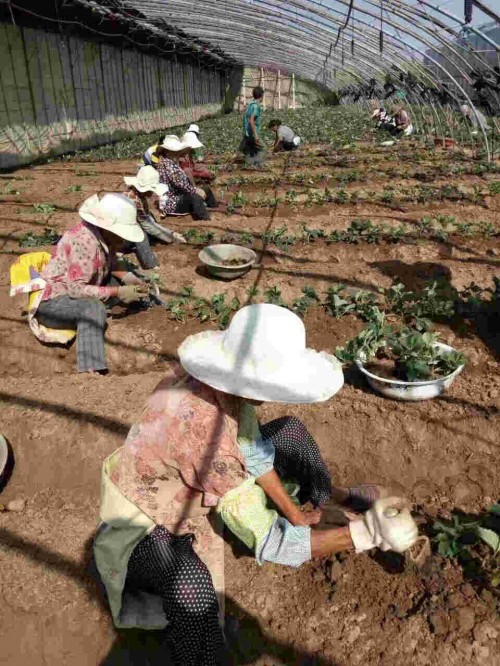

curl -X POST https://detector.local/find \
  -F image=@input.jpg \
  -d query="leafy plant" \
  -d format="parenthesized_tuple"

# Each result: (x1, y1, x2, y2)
(433, 505, 500, 578)
(292, 286, 320, 316)
(183, 228, 214, 245)
(32, 203, 56, 214)
(264, 286, 286, 307)
(227, 190, 248, 212)
(19, 228, 60, 247)
(489, 181, 500, 196)
(386, 329, 466, 381)
(65, 184, 82, 193)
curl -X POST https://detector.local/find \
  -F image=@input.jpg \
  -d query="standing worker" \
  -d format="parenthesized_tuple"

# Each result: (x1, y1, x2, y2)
(240, 86, 265, 165)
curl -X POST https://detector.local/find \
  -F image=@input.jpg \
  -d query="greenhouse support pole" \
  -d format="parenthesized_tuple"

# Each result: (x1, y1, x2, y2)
(292, 73, 296, 109)
(278, 69, 281, 109)
(260, 67, 265, 108)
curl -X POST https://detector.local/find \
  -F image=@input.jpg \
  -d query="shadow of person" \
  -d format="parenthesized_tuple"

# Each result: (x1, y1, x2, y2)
(371, 259, 453, 295)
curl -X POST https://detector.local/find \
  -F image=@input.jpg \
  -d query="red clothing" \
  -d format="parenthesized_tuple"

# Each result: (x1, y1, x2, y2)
(178, 154, 214, 183)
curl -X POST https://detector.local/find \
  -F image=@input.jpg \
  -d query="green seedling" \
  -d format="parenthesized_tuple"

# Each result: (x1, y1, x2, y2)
(19, 228, 60, 247)
(32, 203, 56, 214)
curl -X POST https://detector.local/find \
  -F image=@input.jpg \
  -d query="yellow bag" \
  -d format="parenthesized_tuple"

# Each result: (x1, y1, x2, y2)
(10, 252, 76, 344)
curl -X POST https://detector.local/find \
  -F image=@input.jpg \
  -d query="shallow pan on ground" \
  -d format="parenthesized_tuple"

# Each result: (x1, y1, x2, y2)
(199, 244, 257, 280)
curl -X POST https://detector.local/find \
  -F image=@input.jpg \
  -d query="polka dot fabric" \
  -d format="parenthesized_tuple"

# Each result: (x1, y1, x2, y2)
(126, 527, 225, 666)
(260, 416, 332, 507)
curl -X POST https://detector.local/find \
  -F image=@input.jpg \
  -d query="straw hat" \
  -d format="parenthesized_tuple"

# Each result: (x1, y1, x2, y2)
(187, 124, 200, 135)
(124, 165, 169, 195)
(178, 304, 344, 403)
(160, 135, 187, 152)
(181, 131, 204, 150)
(79, 193, 145, 243)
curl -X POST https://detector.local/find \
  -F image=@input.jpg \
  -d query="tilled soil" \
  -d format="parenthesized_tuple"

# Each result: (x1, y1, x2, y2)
(0, 142, 499, 665)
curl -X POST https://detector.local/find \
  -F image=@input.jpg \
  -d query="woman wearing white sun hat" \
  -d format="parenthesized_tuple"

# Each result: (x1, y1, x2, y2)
(35, 193, 148, 374)
(123, 165, 186, 259)
(95, 304, 418, 664)
(156, 135, 210, 220)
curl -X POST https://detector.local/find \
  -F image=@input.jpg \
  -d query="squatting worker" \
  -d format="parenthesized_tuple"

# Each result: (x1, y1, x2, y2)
(391, 103, 413, 136)
(240, 86, 265, 164)
(268, 118, 301, 152)
(35, 194, 148, 374)
(123, 165, 186, 258)
(95, 304, 419, 665)
(156, 135, 210, 220)
(178, 124, 215, 183)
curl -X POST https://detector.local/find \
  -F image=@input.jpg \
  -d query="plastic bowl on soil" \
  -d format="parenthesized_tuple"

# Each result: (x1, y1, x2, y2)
(199, 244, 257, 280)
(355, 342, 465, 401)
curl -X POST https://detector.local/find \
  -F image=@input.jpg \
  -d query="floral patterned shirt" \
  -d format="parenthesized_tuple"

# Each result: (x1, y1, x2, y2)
(40, 221, 117, 302)
(157, 156, 196, 215)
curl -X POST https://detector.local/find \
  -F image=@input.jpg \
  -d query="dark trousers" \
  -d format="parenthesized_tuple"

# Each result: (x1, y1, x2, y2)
(239, 136, 265, 164)
(125, 528, 226, 666)
(177, 193, 211, 220)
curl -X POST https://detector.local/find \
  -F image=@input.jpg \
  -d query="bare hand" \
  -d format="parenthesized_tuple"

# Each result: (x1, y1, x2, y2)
(295, 507, 322, 526)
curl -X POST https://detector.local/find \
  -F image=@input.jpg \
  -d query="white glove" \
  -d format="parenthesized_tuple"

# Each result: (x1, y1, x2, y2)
(121, 271, 145, 286)
(349, 497, 418, 554)
(195, 187, 207, 200)
(172, 232, 187, 244)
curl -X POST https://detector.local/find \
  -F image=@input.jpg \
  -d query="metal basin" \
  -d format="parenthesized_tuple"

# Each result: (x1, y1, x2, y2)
(198, 244, 257, 280)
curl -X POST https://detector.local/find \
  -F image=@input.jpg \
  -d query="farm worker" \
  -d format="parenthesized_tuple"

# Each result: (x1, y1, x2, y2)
(178, 128, 215, 183)
(34, 193, 148, 374)
(123, 165, 186, 262)
(369, 100, 393, 129)
(391, 103, 413, 136)
(240, 85, 265, 164)
(460, 104, 490, 134)
(178, 132, 221, 210)
(156, 135, 211, 221)
(142, 134, 166, 167)
(94, 304, 419, 665)
(268, 118, 301, 152)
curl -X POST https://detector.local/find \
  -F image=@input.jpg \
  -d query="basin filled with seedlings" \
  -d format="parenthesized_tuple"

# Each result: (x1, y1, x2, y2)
(199, 244, 257, 280)
(355, 329, 466, 401)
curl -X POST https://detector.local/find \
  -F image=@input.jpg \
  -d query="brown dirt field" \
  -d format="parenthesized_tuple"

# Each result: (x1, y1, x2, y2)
(0, 142, 499, 665)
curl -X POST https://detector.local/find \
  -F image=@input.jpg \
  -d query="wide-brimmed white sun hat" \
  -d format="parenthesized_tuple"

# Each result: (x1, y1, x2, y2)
(79, 193, 145, 243)
(181, 132, 204, 150)
(124, 165, 169, 195)
(178, 303, 344, 403)
(160, 135, 187, 152)
(187, 124, 200, 135)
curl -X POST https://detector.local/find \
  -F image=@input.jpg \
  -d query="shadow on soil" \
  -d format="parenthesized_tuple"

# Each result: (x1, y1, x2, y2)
(0, 526, 339, 666)
(371, 258, 500, 360)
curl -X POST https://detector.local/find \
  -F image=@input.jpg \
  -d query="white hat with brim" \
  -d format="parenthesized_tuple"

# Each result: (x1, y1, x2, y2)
(181, 132, 204, 150)
(79, 193, 145, 243)
(160, 135, 187, 152)
(188, 124, 200, 134)
(178, 304, 344, 403)
(124, 165, 169, 195)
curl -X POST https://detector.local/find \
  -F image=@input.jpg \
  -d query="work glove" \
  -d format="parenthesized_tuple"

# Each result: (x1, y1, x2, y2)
(349, 497, 418, 554)
(117, 285, 148, 304)
(172, 232, 187, 244)
(121, 271, 146, 286)
(195, 187, 207, 200)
